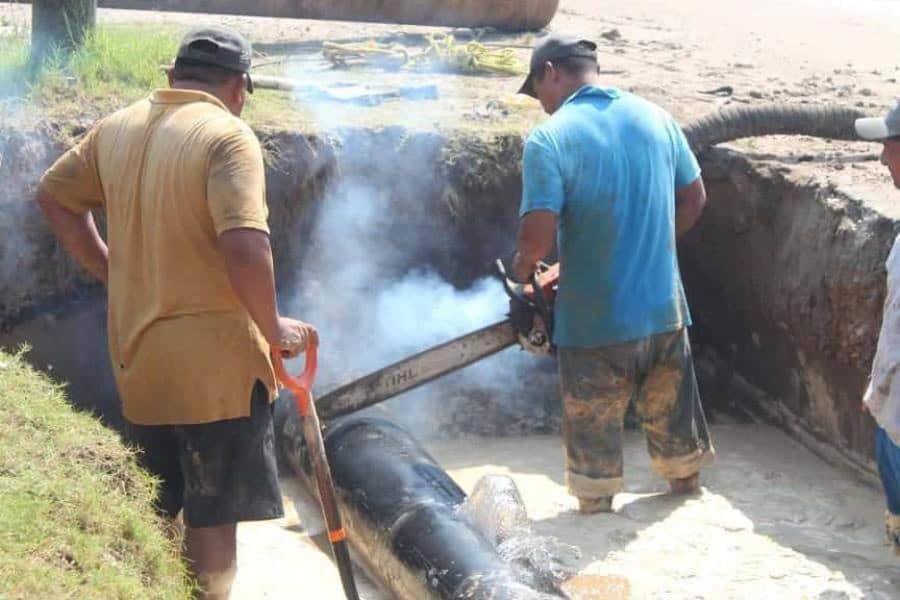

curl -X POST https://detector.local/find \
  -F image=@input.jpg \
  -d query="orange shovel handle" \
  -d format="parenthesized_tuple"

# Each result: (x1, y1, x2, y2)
(270, 343, 360, 599)
(271, 344, 318, 417)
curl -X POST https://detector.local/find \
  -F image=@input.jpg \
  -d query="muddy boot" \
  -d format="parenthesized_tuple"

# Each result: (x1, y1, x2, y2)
(886, 512, 900, 556)
(668, 473, 700, 495)
(578, 496, 614, 514)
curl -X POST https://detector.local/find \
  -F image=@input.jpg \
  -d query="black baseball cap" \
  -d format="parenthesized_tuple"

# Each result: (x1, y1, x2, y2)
(518, 34, 598, 98)
(176, 26, 254, 93)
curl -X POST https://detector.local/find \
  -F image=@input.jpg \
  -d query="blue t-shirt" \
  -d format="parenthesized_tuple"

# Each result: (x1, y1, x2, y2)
(520, 86, 700, 348)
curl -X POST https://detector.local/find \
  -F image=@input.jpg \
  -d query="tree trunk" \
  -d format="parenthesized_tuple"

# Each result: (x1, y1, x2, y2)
(31, 0, 97, 65)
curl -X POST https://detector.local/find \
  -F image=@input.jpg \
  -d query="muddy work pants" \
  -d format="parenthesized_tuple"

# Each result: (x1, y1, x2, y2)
(558, 328, 714, 500)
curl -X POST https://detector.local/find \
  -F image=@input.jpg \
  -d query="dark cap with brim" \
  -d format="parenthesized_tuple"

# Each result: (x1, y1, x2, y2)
(856, 100, 900, 141)
(518, 34, 598, 98)
(176, 25, 254, 93)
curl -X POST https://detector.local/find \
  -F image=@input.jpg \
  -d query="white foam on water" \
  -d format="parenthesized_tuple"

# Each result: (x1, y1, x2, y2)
(458, 474, 581, 596)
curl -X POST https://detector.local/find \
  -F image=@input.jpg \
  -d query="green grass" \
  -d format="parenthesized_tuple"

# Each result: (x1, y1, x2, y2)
(0, 24, 319, 128)
(0, 349, 192, 599)
(0, 25, 28, 91)
(1, 25, 177, 111)
(0, 22, 539, 137)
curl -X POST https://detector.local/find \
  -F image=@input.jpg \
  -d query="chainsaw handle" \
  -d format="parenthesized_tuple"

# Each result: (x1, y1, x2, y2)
(496, 258, 555, 313)
(271, 344, 318, 415)
(496, 258, 533, 307)
(530, 271, 551, 321)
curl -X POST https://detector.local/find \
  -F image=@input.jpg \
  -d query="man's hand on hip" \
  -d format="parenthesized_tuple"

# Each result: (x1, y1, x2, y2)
(36, 187, 109, 285)
(270, 317, 318, 359)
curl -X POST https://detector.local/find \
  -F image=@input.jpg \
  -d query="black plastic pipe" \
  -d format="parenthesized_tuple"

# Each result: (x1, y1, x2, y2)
(274, 406, 556, 599)
(684, 103, 869, 153)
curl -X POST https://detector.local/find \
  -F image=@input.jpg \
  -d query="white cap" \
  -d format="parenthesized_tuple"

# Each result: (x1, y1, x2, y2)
(856, 99, 900, 140)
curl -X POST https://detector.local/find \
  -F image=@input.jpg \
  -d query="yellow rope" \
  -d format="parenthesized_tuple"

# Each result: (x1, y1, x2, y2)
(322, 34, 525, 76)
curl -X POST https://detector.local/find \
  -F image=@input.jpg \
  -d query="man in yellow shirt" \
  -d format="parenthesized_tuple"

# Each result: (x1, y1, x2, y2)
(36, 26, 315, 598)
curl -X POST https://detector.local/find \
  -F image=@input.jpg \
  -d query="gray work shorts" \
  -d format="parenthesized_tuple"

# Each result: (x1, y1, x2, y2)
(124, 381, 284, 528)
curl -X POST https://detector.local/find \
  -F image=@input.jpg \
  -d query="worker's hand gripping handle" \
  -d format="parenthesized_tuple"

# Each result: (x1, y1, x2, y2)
(496, 258, 558, 355)
(271, 344, 318, 417)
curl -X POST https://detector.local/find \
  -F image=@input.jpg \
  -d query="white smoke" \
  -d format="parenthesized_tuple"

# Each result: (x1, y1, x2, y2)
(0, 104, 56, 324)
(280, 46, 558, 437)
(373, 272, 506, 353)
(283, 144, 556, 437)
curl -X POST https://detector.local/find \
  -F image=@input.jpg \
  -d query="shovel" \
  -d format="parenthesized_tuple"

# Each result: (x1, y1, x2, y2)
(272, 345, 360, 600)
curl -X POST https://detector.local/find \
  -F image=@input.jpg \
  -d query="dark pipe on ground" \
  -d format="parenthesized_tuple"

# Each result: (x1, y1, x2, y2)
(94, 0, 560, 31)
(274, 406, 557, 599)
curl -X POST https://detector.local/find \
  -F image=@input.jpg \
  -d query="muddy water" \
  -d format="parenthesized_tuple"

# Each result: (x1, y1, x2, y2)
(234, 424, 898, 599)
(431, 427, 899, 600)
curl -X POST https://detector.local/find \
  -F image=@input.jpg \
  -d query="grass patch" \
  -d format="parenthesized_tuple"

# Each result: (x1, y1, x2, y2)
(0, 22, 540, 137)
(0, 27, 28, 90)
(0, 349, 191, 599)
(1, 24, 177, 111)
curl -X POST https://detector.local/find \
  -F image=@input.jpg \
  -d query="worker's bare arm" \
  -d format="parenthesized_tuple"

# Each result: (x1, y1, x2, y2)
(675, 177, 707, 238)
(217, 228, 317, 357)
(513, 210, 557, 282)
(35, 186, 109, 286)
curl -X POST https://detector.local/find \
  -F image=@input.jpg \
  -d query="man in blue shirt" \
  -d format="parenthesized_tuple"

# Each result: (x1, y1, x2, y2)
(512, 35, 714, 513)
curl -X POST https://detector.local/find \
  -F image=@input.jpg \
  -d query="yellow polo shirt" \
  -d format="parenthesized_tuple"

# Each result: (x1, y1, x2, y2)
(40, 89, 277, 425)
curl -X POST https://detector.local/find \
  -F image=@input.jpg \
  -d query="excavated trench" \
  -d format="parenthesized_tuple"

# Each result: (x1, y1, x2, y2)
(0, 113, 890, 467)
(0, 124, 533, 433)
(2, 112, 898, 597)
(683, 147, 895, 480)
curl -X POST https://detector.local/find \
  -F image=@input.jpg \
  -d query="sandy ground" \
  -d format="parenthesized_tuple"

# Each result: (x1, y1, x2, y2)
(3, 1, 900, 598)
(232, 423, 899, 599)
(231, 477, 385, 600)
(433, 426, 899, 599)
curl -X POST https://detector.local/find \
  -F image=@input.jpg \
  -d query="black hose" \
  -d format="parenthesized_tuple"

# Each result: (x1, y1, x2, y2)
(274, 405, 558, 599)
(683, 103, 870, 153)
(323, 417, 555, 599)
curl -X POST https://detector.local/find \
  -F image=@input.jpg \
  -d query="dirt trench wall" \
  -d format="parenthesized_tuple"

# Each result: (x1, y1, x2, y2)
(0, 123, 89, 328)
(0, 123, 337, 330)
(0, 124, 337, 428)
(681, 148, 895, 469)
(4, 119, 888, 465)
(0, 122, 525, 430)
(0, 123, 523, 330)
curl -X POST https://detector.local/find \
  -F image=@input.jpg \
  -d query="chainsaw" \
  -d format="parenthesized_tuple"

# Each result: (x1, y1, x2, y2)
(316, 260, 559, 421)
